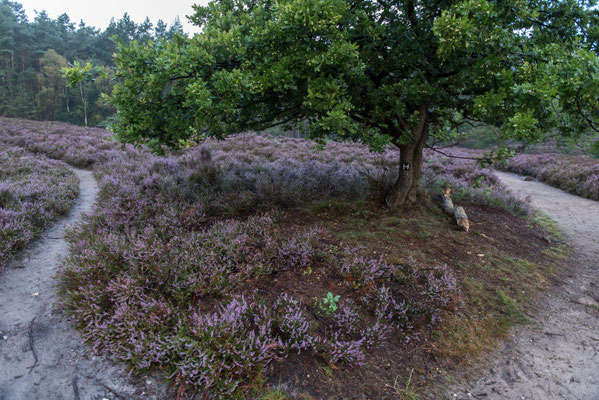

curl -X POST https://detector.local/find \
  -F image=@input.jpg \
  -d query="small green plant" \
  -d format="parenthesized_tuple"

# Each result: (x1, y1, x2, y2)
(387, 369, 420, 399)
(471, 175, 486, 189)
(315, 292, 340, 315)
(498, 290, 531, 324)
(260, 388, 288, 400)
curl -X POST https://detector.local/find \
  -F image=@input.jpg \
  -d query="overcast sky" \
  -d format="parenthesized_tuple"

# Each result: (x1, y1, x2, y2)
(18, 0, 208, 34)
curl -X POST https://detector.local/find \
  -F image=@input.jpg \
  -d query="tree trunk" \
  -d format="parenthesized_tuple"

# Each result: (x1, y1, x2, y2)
(441, 185, 470, 231)
(79, 82, 87, 126)
(385, 107, 429, 209)
(65, 85, 70, 112)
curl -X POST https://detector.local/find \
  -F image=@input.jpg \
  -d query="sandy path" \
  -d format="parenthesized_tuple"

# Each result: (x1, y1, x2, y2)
(0, 169, 171, 400)
(451, 171, 599, 400)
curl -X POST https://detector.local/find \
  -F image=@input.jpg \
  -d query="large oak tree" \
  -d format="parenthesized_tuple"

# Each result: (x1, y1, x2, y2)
(105, 0, 599, 207)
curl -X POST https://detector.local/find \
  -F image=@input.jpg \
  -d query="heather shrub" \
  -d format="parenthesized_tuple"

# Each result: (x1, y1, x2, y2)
(420, 264, 462, 323)
(339, 249, 392, 288)
(0, 118, 518, 397)
(0, 145, 79, 270)
(583, 174, 599, 198)
(277, 229, 320, 271)
(421, 265, 460, 308)
(60, 206, 463, 397)
(0, 209, 32, 266)
(0, 117, 129, 167)
(273, 294, 315, 351)
(1, 116, 528, 216)
(421, 149, 530, 216)
(323, 335, 366, 365)
(359, 320, 389, 349)
(367, 285, 411, 330)
(332, 299, 361, 334)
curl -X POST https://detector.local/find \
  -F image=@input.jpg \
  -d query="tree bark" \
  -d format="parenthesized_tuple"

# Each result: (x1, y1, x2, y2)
(79, 82, 87, 126)
(65, 85, 70, 112)
(385, 106, 429, 208)
(441, 186, 470, 231)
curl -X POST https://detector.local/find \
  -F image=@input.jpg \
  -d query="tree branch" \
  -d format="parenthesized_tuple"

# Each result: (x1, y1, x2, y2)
(574, 96, 599, 133)
(404, 1, 418, 29)
(426, 145, 485, 161)
(434, 142, 461, 149)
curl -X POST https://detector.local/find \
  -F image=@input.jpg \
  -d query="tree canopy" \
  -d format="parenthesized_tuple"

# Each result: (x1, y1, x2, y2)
(82, 0, 599, 205)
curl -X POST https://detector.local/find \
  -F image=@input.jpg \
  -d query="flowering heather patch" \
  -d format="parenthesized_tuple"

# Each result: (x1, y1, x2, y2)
(502, 153, 599, 201)
(421, 147, 530, 216)
(0, 145, 79, 270)
(324, 335, 366, 365)
(0, 117, 130, 167)
(274, 294, 315, 351)
(1, 118, 529, 397)
(59, 200, 462, 397)
(81, 135, 521, 225)
(0, 117, 527, 215)
(339, 248, 393, 288)
(421, 264, 462, 324)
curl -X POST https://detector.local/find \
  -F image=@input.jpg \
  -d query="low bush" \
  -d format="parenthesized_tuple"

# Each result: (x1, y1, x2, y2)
(1, 118, 533, 398)
(60, 209, 461, 397)
(1, 117, 527, 216)
(0, 145, 79, 270)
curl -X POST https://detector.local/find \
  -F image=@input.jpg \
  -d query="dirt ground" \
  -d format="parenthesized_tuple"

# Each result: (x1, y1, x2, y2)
(448, 171, 599, 400)
(0, 169, 173, 400)
(257, 193, 562, 398)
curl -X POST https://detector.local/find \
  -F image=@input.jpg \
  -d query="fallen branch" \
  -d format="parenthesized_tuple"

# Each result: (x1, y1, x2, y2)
(27, 317, 38, 373)
(440, 186, 470, 232)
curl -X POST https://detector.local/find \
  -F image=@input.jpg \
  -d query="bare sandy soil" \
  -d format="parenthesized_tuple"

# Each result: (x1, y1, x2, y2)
(450, 171, 599, 400)
(0, 169, 172, 400)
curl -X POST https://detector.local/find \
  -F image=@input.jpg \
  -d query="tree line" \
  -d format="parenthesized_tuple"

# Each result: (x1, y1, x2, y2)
(0, 0, 186, 126)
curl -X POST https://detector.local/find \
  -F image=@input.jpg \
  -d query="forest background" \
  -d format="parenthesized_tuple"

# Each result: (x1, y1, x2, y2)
(0, 0, 185, 127)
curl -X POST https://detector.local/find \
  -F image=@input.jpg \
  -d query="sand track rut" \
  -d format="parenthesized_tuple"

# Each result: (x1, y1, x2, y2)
(0, 168, 170, 400)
